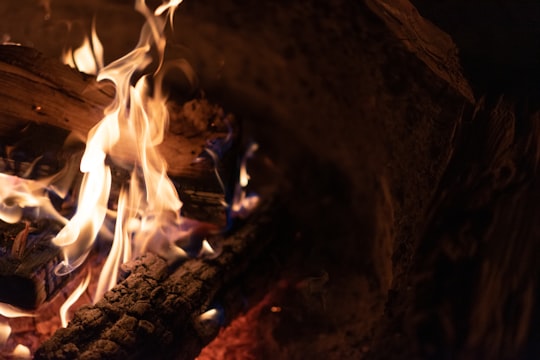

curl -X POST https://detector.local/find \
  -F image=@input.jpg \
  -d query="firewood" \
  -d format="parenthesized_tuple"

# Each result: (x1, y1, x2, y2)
(35, 198, 284, 360)
(0, 45, 239, 225)
(0, 219, 66, 310)
(0, 45, 234, 179)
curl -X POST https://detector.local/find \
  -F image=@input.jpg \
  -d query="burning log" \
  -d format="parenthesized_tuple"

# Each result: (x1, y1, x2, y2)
(0, 45, 231, 179)
(0, 45, 241, 310)
(0, 45, 238, 225)
(35, 198, 284, 360)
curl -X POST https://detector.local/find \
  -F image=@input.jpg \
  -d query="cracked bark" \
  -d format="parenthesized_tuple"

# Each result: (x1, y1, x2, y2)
(35, 198, 285, 360)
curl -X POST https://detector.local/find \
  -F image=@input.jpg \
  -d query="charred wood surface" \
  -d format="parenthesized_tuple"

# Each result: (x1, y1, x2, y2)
(35, 199, 286, 360)
(0, 220, 65, 309)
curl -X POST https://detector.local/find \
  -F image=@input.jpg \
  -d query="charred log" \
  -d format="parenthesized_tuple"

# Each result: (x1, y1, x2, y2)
(35, 198, 286, 360)
(0, 219, 65, 309)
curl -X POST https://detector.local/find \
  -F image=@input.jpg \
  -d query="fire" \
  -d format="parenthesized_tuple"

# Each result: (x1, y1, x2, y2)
(0, 173, 66, 225)
(53, 0, 188, 298)
(12, 344, 31, 358)
(0, 0, 261, 354)
(198, 308, 220, 322)
(231, 142, 260, 218)
(62, 21, 103, 75)
(59, 272, 91, 328)
(0, 304, 35, 319)
(0, 321, 11, 346)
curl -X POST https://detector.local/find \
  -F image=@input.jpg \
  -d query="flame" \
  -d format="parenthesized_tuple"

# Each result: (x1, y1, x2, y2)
(231, 142, 260, 217)
(198, 308, 221, 323)
(93, 189, 130, 302)
(12, 344, 31, 359)
(62, 20, 103, 75)
(0, 321, 11, 346)
(59, 272, 91, 328)
(0, 303, 35, 319)
(0, 173, 66, 225)
(199, 239, 215, 257)
(54, 0, 190, 303)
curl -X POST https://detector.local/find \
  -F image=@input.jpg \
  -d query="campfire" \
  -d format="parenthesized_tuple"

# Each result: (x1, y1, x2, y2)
(1, 0, 540, 359)
(0, 1, 274, 358)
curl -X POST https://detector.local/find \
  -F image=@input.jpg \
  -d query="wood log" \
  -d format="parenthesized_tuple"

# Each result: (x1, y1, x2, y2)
(0, 44, 234, 180)
(0, 219, 65, 309)
(34, 198, 285, 360)
(0, 45, 240, 224)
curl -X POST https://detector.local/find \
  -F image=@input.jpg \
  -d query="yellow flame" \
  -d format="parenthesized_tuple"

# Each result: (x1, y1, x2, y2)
(198, 308, 219, 322)
(59, 272, 91, 328)
(73, 36, 97, 74)
(0, 303, 35, 319)
(200, 239, 215, 256)
(239, 143, 258, 187)
(0, 173, 66, 225)
(94, 189, 130, 303)
(62, 20, 104, 75)
(0, 321, 11, 346)
(155, 0, 183, 28)
(12, 344, 31, 359)
(55, 0, 189, 301)
(53, 164, 111, 275)
(231, 143, 260, 217)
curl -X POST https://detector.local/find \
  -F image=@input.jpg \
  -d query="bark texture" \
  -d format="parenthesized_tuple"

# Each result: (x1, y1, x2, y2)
(35, 199, 284, 360)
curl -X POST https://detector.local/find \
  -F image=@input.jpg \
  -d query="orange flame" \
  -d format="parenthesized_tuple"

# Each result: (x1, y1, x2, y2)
(12, 344, 31, 359)
(59, 272, 91, 328)
(62, 20, 103, 75)
(0, 173, 66, 225)
(0, 303, 35, 319)
(0, 321, 11, 346)
(231, 142, 260, 217)
(54, 0, 189, 303)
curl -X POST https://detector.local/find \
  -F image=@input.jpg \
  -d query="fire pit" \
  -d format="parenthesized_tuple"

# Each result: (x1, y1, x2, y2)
(0, 0, 539, 359)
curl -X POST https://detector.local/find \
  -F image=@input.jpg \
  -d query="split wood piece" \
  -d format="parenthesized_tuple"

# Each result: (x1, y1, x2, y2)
(35, 198, 284, 360)
(0, 44, 237, 183)
(0, 219, 67, 310)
